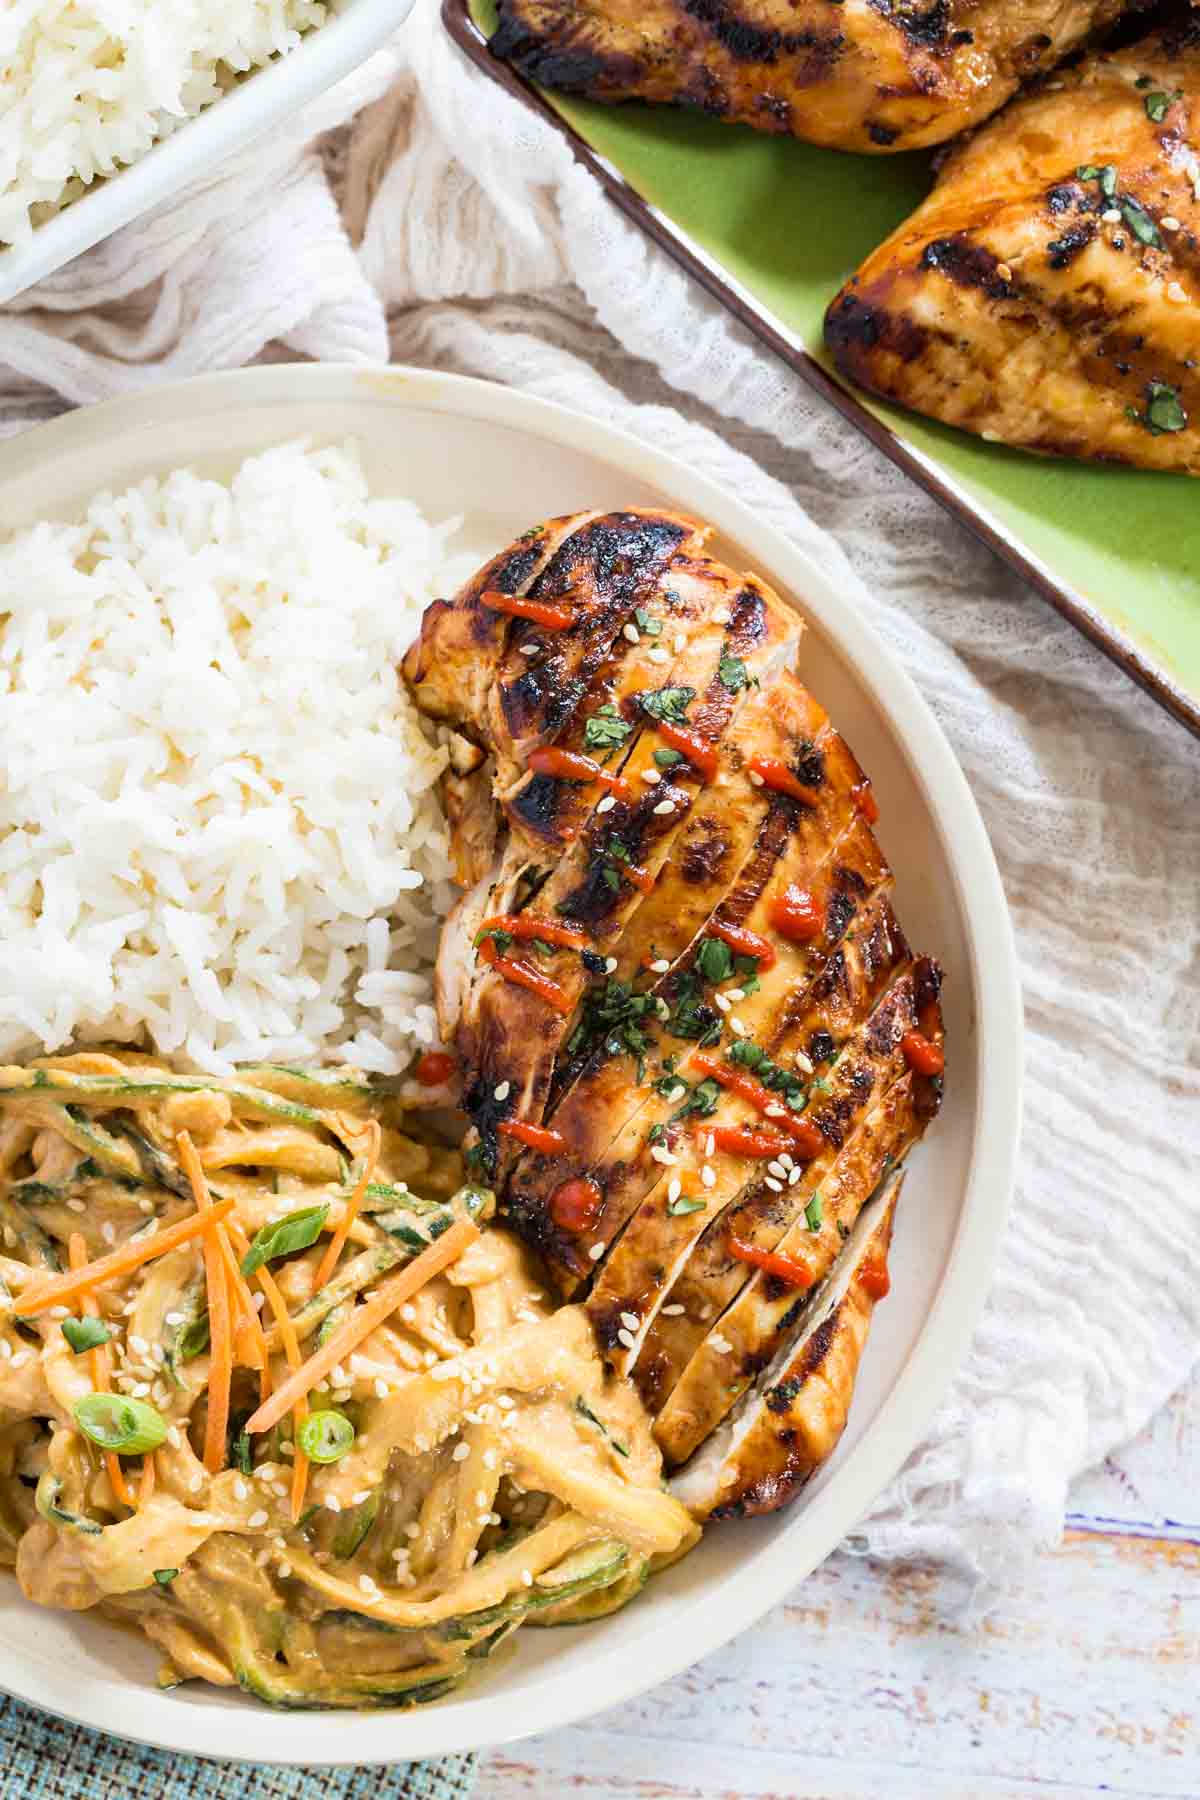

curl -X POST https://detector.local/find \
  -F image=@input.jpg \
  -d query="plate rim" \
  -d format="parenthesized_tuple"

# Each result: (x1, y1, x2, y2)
(0, 362, 1023, 1765)
(441, 0, 1200, 745)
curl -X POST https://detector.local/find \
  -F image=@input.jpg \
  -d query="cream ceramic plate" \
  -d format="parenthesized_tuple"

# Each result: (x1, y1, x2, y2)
(0, 0, 415, 306)
(0, 366, 1022, 1765)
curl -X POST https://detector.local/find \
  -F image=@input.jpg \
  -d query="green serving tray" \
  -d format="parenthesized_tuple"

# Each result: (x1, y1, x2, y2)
(447, 0, 1200, 737)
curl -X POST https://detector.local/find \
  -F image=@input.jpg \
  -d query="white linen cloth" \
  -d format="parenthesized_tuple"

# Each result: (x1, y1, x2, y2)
(2, 0, 1198, 1593)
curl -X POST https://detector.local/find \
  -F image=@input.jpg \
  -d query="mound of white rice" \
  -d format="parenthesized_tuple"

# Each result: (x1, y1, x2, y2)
(1, 0, 327, 248)
(0, 438, 476, 1075)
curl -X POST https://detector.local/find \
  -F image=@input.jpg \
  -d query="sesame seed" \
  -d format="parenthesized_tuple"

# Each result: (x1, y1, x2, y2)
(101, 1222, 116, 1246)
(673, 632, 687, 653)
(278, 1562, 292, 1579)
(725, 987, 745, 1003)
(1103, 207, 1121, 223)
(729, 1016, 748, 1036)
(66, 1199, 85, 1214)
(1167, 281, 1188, 304)
(623, 622, 640, 644)
(1162, 215, 1181, 231)
(710, 1334, 732, 1354)
(620, 1311, 639, 1331)
(358, 1574, 379, 1594)
(248, 1509, 269, 1529)
(714, 992, 731, 1013)
(483, 1449, 498, 1470)
(522, 1570, 533, 1587)
(650, 1145, 676, 1166)
(589, 1242, 605, 1261)
(520, 643, 540, 656)
(648, 646, 670, 665)
(596, 793, 617, 814)
(653, 799, 676, 815)
(452, 1442, 471, 1462)
(605, 957, 618, 973)
(995, 262, 1012, 281)
(748, 770, 764, 787)
(649, 958, 670, 973)
(767, 1161, 786, 1179)
(765, 1177, 783, 1193)
(667, 1178, 681, 1203)
(190, 1472, 205, 1494)
(494, 1081, 511, 1102)
(641, 767, 661, 785)
(662, 1303, 686, 1317)
(764, 1102, 785, 1118)
(789, 1166, 803, 1186)
(497, 1394, 515, 1410)
(374, 1378, 390, 1399)
(616, 1327, 636, 1350)
(712, 607, 731, 624)
(234, 1479, 248, 1501)
(794, 1051, 814, 1075)
(705, 1133, 715, 1156)
(353, 1490, 372, 1506)
(164, 1311, 184, 1327)
(701, 1165, 716, 1189)
(666, 1084, 686, 1102)
(138, 1197, 154, 1215)
(401, 1304, 416, 1323)
(325, 1496, 342, 1513)
(166, 1426, 182, 1449)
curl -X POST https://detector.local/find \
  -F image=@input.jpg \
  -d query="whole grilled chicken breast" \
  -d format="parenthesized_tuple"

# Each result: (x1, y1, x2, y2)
(403, 509, 945, 1518)
(490, 0, 1138, 154)
(825, 24, 1200, 470)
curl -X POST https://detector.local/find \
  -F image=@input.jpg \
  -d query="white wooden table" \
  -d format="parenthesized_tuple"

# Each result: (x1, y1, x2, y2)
(477, 1380, 1200, 1799)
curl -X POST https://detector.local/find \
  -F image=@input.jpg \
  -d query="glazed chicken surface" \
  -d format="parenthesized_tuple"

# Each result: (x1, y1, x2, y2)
(825, 24, 1200, 470)
(489, 0, 1138, 154)
(402, 509, 944, 1518)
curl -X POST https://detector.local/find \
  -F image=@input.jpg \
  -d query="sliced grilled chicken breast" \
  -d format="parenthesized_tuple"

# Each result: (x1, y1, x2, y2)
(490, 0, 1136, 154)
(402, 509, 945, 1519)
(825, 24, 1200, 471)
(671, 1176, 900, 1520)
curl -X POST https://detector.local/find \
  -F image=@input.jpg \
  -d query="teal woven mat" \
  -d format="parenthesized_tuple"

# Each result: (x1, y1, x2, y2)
(0, 1691, 477, 1796)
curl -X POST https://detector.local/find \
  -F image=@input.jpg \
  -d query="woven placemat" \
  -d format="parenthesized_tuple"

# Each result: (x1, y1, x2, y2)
(0, 1692, 477, 1797)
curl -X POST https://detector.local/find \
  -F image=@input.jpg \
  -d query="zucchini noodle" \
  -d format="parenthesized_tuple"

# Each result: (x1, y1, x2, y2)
(0, 1051, 697, 1709)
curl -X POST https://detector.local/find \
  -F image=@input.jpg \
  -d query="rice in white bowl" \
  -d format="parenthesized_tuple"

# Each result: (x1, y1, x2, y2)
(0, 438, 476, 1075)
(0, 0, 328, 249)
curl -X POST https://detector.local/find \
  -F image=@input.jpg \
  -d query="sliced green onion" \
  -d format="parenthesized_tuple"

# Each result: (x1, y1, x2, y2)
(61, 1315, 111, 1355)
(74, 1392, 167, 1455)
(152, 1568, 179, 1587)
(240, 1204, 329, 1277)
(297, 1410, 356, 1465)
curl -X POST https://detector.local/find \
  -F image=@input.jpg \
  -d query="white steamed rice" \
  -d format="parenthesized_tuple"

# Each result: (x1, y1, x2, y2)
(0, 438, 477, 1075)
(1, 0, 327, 249)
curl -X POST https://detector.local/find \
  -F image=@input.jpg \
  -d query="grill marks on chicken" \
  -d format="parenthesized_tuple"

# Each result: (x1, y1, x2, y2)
(403, 508, 944, 1518)
(825, 26, 1200, 471)
(489, 0, 1136, 154)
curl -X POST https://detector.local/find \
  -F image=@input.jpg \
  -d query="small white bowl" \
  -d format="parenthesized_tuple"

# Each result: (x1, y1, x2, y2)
(0, 0, 414, 307)
(0, 366, 1022, 1764)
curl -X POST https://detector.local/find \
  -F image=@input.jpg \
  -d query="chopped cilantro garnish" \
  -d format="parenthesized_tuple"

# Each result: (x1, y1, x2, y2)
(1119, 195, 1160, 247)
(640, 686, 695, 726)
(567, 977, 655, 1078)
(583, 705, 632, 755)
(805, 1191, 824, 1232)
(1144, 89, 1178, 122)
(727, 1040, 808, 1108)
(697, 937, 734, 984)
(667, 1195, 706, 1216)
(717, 651, 750, 693)
(1127, 381, 1188, 435)
(634, 608, 662, 637)
(653, 748, 685, 769)
(664, 970, 722, 1046)
(475, 925, 513, 955)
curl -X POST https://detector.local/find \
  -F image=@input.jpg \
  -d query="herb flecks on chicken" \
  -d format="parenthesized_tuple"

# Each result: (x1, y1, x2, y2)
(489, 0, 1136, 154)
(826, 25, 1200, 472)
(402, 508, 944, 1518)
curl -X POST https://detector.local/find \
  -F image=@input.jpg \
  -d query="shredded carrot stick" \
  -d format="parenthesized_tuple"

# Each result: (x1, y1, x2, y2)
(227, 1219, 309, 1522)
(137, 1453, 157, 1511)
(213, 1220, 268, 1375)
(67, 1233, 132, 1509)
(310, 1120, 381, 1295)
(245, 1215, 480, 1439)
(21, 1195, 236, 1316)
(176, 1133, 233, 1477)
